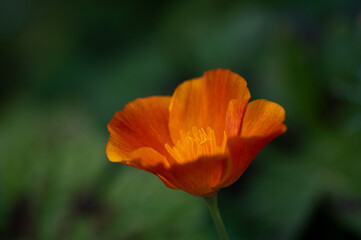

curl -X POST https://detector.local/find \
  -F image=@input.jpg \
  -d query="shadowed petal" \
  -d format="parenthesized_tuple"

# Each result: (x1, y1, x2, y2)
(159, 155, 231, 196)
(225, 99, 249, 137)
(169, 69, 250, 145)
(218, 137, 270, 187)
(106, 145, 169, 172)
(157, 174, 179, 190)
(107, 144, 178, 189)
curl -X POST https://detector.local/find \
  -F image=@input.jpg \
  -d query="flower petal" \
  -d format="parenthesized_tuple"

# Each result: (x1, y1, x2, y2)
(169, 69, 250, 144)
(219, 100, 286, 187)
(240, 99, 286, 138)
(218, 137, 266, 187)
(157, 174, 179, 190)
(225, 99, 249, 137)
(106, 145, 169, 171)
(106, 96, 173, 167)
(159, 155, 231, 196)
(107, 143, 178, 189)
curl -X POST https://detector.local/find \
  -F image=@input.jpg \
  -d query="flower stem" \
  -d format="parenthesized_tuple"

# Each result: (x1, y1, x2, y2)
(204, 195, 230, 240)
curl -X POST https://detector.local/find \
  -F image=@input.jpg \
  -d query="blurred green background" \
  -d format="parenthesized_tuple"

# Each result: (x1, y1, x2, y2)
(1, 0, 361, 239)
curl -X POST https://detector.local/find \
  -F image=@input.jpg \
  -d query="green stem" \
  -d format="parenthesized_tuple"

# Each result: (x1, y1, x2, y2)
(204, 195, 230, 240)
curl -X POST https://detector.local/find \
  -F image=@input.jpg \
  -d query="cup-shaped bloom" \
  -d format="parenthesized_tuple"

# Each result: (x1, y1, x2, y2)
(106, 69, 286, 196)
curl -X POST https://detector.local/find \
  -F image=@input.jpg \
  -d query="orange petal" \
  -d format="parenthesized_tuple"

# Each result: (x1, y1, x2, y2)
(219, 100, 286, 187)
(159, 155, 231, 196)
(156, 174, 179, 190)
(218, 137, 266, 187)
(106, 145, 169, 172)
(225, 99, 249, 137)
(169, 69, 250, 145)
(240, 99, 286, 138)
(106, 96, 173, 167)
(107, 142, 178, 189)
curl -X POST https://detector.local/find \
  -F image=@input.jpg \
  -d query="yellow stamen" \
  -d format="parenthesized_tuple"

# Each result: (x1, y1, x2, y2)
(165, 127, 227, 164)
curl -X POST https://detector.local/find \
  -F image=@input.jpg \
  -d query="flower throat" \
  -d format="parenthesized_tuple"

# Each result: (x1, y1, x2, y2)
(165, 127, 227, 164)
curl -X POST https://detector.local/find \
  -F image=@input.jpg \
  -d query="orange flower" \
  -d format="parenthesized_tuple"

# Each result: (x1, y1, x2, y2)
(106, 69, 286, 196)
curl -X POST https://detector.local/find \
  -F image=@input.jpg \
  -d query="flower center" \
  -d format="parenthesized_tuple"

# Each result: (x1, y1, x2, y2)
(165, 127, 227, 164)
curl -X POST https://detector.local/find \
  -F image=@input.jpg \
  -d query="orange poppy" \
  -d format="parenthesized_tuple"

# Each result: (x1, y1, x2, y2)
(106, 69, 286, 196)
